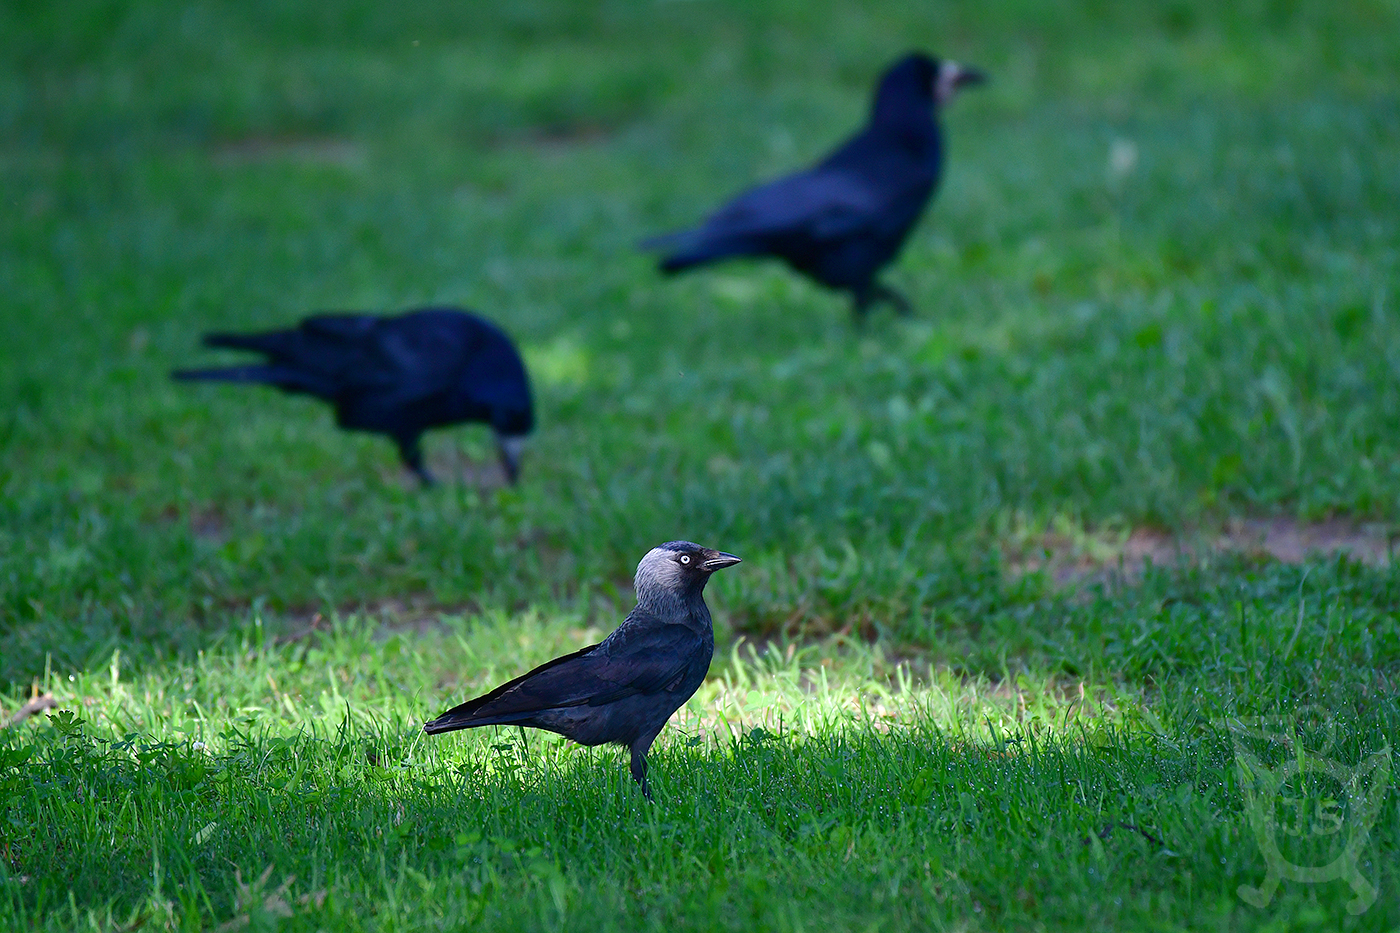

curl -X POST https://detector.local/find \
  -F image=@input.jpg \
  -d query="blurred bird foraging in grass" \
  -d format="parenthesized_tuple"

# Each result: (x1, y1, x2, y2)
(643, 52, 986, 320)
(173, 307, 534, 485)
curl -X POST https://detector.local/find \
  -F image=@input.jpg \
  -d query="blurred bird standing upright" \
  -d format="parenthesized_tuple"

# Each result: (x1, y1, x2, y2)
(424, 541, 741, 799)
(643, 52, 986, 319)
(172, 307, 534, 485)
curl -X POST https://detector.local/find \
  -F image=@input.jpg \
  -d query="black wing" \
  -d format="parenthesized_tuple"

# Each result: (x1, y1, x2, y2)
(308, 312, 476, 401)
(645, 168, 885, 267)
(186, 313, 389, 399)
(424, 609, 706, 733)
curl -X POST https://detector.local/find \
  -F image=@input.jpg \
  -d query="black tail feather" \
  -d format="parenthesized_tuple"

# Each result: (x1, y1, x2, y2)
(423, 645, 597, 734)
(658, 253, 709, 275)
(171, 364, 330, 396)
(423, 689, 550, 734)
(648, 232, 757, 276)
(640, 229, 725, 275)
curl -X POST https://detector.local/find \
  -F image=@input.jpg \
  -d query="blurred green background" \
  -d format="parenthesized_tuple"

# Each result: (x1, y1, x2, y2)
(3, 0, 1396, 681)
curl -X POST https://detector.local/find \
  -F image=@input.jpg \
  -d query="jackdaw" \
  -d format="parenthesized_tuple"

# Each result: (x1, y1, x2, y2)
(424, 541, 741, 798)
(172, 307, 534, 485)
(642, 52, 986, 319)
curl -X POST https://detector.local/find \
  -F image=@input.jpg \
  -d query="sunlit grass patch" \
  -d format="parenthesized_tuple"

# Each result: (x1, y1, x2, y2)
(3, 609, 1130, 756)
(3, 612, 1394, 930)
(690, 638, 1133, 744)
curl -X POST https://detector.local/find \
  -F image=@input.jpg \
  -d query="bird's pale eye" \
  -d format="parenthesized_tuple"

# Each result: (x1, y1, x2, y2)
(679, 554, 691, 564)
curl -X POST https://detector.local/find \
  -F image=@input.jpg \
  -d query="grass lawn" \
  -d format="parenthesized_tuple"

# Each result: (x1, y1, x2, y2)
(2, 0, 1399, 929)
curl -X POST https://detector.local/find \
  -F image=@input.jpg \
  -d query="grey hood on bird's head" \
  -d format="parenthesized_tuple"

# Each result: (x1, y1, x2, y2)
(633, 541, 741, 608)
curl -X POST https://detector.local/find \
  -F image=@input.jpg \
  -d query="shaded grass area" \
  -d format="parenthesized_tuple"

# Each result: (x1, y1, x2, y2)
(0, 715, 1321, 931)
(2, 0, 1400, 929)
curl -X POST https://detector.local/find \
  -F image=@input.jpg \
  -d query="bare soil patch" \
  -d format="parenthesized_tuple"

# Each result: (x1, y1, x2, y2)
(1011, 516, 1395, 586)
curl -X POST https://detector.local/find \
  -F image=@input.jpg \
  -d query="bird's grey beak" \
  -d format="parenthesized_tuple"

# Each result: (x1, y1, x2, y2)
(701, 551, 742, 572)
(497, 434, 526, 484)
(952, 65, 988, 89)
(936, 61, 988, 105)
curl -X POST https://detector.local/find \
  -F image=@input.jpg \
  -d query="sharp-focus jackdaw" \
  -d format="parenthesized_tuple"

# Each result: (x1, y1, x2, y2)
(643, 52, 986, 319)
(424, 541, 741, 798)
(172, 307, 534, 485)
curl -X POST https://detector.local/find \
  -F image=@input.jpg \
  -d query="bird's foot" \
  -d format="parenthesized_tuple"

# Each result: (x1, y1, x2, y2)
(852, 284, 913, 321)
(875, 284, 913, 317)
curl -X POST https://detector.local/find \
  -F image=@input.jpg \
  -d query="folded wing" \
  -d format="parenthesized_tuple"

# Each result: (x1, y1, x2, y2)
(424, 612, 706, 734)
(647, 169, 883, 270)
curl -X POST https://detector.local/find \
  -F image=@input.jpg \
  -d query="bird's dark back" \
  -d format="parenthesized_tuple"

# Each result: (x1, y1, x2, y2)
(199, 308, 533, 439)
(202, 314, 384, 398)
(332, 308, 533, 437)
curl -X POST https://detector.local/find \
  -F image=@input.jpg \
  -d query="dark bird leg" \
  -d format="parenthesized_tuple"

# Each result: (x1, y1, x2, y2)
(496, 435, 524, 485)
(871, 283, 913, 317)
(394, 434, 436, 486)
(629, 747, 652, 801)
(851, 283, 913, 322)
(629, 724, 666, 801)
(852, 288, 875, 325)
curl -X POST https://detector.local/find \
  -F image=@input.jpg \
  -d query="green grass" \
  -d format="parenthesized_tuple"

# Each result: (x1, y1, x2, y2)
(2, 0, 1399, 929)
